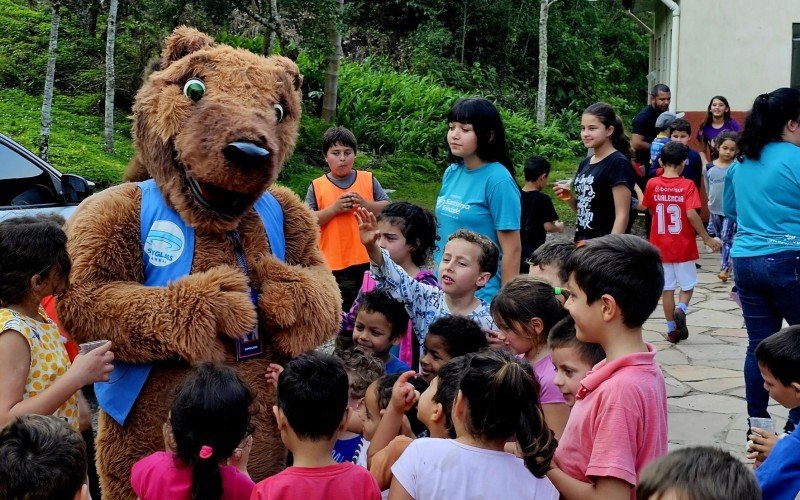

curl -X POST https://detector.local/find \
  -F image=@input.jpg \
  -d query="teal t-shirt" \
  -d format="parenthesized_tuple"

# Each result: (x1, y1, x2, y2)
(435, 162, 521, 301)
(723, 141, 800, 257)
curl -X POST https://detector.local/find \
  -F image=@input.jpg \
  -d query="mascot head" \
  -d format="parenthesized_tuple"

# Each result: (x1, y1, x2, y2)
(125, 27, 302, 232)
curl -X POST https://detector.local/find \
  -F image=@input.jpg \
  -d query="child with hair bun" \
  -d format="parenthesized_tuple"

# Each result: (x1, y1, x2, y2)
(491, 276, 570, 438)
(389, 349, 558, 499)
(131, 363, 255, 500)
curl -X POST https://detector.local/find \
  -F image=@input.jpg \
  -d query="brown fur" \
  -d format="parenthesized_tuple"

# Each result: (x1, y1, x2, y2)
(57, 27, 340, 499)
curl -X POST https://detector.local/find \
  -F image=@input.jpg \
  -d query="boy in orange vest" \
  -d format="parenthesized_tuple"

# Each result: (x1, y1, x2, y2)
(306, 127, 390, 308)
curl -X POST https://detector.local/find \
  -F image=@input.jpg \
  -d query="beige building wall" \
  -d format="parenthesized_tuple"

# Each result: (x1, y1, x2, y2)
(673, 0, 800, 113)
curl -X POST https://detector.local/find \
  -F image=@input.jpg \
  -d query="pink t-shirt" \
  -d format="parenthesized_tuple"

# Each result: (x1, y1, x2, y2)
(534, 353, 567, 404)
(250, 462, 380, 500)
(131, 451, 254, 500)
(554, 343, 667, 499)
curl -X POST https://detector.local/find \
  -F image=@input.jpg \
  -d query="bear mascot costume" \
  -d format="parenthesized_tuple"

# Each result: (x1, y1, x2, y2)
(57, 27, 341, 498)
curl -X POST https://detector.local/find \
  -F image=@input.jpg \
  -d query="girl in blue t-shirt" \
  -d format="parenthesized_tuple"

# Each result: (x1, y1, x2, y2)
(435, 97, 521, 301)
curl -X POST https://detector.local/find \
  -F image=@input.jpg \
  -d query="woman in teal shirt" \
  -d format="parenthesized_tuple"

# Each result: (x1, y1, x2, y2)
(435, 98, 521, 301)
(723, 87, 800, 429)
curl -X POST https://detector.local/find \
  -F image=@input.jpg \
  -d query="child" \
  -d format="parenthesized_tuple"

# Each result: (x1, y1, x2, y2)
(132, 363, 255, 500)
(0, 414, 90, 500)
(0, 216, 114, 431)
(527, 238, 576, 286)
(419, 315, 488, 382)
(341, 202, 439, 368)
(252, 352, 381, 499)
(554, 103, 635, 243)
(548, 316, 606, 406)
(520, 155, 563, 273)
(333, 347, 385, 465)
(636, 446, 760, 500)
(491, 276, 570, 438)
(352, 290, 412, 374)
(696, 95, 741, 164)
(357, 208, 498, 346)
(306, 126, 391, 308)
(361, 372, 429, 452)
(665, 118, 704, 188)
(704, 130, 739, 282)
(547, 234, 669, 499)
(751, 325, 800, 498)
(641, 141, 720, 343)
(647, 111, 683, 177)
(389, 349, 559, 499)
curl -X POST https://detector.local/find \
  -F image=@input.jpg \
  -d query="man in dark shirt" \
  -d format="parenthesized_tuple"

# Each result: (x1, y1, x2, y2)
(631, 84, 672, 167)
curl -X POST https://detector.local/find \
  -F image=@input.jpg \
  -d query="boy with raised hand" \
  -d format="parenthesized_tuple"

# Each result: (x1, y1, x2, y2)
(252, 352, 380, 499)
(641, 141, 720, 343)
(546, 234, 669, 500)
(0, 414, 90, 500)
(356, 207, 498, 347)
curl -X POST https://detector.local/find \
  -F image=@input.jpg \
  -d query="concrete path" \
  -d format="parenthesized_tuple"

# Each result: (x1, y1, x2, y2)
(651, 242, 785, 458)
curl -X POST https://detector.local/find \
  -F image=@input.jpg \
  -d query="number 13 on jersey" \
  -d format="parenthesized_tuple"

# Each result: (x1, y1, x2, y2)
(655, 203, 683, 235)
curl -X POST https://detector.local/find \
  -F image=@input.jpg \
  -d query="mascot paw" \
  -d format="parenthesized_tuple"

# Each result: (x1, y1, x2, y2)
(255, 255, 303, 329)
(202, 265, 258, 339)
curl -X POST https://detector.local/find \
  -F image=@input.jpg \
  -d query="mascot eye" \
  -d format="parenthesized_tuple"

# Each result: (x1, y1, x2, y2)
(183, 79, 206, 102)
(274, 103, 284, 123)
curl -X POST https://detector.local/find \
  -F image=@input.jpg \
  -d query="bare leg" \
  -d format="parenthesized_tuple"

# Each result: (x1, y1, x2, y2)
(678, 288, 694, 310)
(662, 290, 676, 322)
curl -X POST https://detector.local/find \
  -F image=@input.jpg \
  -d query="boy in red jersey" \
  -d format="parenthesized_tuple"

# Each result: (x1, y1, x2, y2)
(641, 141, 720, 343)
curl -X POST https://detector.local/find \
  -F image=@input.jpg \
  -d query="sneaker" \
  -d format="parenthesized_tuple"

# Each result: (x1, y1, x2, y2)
(666, 330, 680, 343)
(674, 308, 689, 341)
(718, 269, 728, 282)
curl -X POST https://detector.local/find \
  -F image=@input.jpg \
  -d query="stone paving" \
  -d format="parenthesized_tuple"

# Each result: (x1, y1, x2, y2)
(652, 242, 786, 458)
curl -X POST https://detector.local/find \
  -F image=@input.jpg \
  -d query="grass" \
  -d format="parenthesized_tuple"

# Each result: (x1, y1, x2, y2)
(0, 87, 579, 223)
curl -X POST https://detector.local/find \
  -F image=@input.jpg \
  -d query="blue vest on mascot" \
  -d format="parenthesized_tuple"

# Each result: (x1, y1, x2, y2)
(95, 179, 285, 425)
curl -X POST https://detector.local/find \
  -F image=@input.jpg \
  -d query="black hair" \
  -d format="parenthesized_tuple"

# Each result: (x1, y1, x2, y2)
(377, 202, 439, 267)
(356, 290, 410, 340)
(562, 234, 663, 328)
(426, 316, 488, 359)
(738, 88, 800, 160)
(660, 141, 689, 167)
(433, 355, 471, 438)
(170, 363, 253, 500)
(668, 117, 692, 135)
(697, 95, 733, 145)
(523, 156, 551, 182)
(458, 349, 556, 477)
(637, 446, 761, 500)
(650, 84, 671, 97)
(583, 102, 632, 159)
(490, 276, 567, 349)
(447, 97, 517, 182)
(755, 325, 800, 386)
(0, 216, 71, 307)
(0, 415, 87, 500)
(335, 346, 386, 399)
(374, 373, 429, 437)
(527, 238, 576, 269)
(322, 126, 358, 154)
(447, 229, 500, 277)
(547, 316, 605, 367)
(277, 351, 349, 440)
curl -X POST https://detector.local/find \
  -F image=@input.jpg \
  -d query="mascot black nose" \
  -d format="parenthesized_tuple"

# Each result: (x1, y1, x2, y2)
(223, 141, 270, 169)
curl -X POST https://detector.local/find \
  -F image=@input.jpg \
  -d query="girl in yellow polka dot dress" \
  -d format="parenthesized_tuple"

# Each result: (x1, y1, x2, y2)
(0, 216, 114, 431)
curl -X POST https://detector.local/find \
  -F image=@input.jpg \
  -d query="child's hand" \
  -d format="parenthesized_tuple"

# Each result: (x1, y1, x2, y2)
(703, 236, 722, 252)
(747, 427, 778, 464)
(332, 192, 358, 214)
(346, 191, 365, 209)
(68, 341, 114, 386)
(228, 434, 254, 475)
(265, 363, 284, 388)
(355, 207, 380, 247)
(389, 371, 419, 414)
(486, 330, 510, 350)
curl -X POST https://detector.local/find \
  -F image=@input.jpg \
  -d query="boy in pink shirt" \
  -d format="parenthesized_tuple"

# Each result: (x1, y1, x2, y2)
(547, 235, 668, 500)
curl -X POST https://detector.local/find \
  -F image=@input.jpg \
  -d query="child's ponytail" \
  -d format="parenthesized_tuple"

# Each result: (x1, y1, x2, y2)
(458, 350, 556, 477)
(738, 88, 800, 160)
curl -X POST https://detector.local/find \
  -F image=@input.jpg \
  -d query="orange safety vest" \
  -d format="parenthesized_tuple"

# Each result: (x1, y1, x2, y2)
(312, 171, 374, 271)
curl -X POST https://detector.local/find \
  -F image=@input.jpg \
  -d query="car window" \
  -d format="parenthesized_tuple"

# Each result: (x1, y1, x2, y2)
(0, 143, 59, 207)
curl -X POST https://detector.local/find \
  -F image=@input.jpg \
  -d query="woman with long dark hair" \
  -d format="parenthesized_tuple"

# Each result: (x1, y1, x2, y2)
(697, 95, 741, 163)
(724, 87, 800, 430)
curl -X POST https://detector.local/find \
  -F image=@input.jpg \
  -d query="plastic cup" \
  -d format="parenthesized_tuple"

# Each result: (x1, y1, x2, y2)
(749, 417, 776, 434)
(554, 179, 573, 201)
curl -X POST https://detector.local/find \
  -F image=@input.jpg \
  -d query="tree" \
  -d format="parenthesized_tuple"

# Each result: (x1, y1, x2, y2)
(321, 0, 344, 122)
(40, 0, 61, 161)
(104, 0, 119, 152)
(536, 0, 557, 125)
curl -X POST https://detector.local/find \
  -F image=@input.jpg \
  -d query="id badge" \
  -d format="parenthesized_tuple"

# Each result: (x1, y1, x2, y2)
(236, 324, 263, 361)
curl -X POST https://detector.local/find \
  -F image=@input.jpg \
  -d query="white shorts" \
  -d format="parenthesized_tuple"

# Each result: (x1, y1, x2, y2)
(663, 261, 697, 291)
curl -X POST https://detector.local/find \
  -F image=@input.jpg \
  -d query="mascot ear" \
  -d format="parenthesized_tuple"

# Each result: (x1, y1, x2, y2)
(271, 56, 303, 93)
(161, 26, 215, 70)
